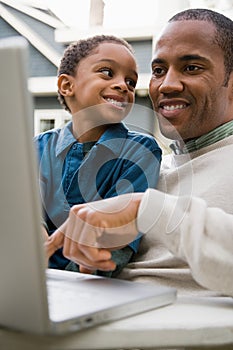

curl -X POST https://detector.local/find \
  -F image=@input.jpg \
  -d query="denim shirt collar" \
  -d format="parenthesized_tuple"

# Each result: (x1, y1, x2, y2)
(55, 121, 76, 157)
(55, 121, 129, 157)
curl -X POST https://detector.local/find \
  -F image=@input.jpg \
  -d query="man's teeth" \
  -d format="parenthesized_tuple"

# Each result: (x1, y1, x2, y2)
(163, 104, 186, 111)
(106, 98, 126, 107)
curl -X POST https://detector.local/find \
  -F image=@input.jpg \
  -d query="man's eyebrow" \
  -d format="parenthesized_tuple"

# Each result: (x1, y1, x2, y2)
(151, 58, 164, 66)
(179, 54, 209, 62)
(151, 55, 209, 66)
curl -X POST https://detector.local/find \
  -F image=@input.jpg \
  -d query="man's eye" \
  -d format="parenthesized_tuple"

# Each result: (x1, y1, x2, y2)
(152, 67, 165, 76)
(99, 68, 113, 77)
(185, 65, 199, 72)
(126, 78, 137, 89)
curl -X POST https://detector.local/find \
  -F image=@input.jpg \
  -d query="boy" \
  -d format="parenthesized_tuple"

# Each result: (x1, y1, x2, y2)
(35, 35, 161, 276)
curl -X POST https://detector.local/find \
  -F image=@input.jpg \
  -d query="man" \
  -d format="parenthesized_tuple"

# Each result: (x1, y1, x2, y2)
(46, 8, 233, 297)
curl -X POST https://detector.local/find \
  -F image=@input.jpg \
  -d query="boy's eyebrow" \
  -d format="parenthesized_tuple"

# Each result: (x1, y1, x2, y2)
(96, 58, 138, 78)
(151, 54, 209, 67)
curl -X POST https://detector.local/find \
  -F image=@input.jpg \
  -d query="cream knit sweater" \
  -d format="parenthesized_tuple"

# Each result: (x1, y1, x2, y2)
(119, 135, 233, 297)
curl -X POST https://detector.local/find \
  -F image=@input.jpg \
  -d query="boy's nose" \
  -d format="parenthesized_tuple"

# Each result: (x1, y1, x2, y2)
(112, 78, 128, 92)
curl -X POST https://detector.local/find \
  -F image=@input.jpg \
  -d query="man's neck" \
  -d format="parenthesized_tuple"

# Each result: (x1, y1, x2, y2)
(170, 120, 233, 154)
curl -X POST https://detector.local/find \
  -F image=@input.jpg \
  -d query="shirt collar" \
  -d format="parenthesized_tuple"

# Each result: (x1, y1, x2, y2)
(95, 122, 129, 155)
(55, 121, 129, 157)
(170, 120, 233, 155)
(55, 121, 76, 157)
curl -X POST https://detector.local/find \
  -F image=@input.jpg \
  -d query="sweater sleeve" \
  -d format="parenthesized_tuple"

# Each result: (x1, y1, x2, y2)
(137, 189, 233, 296)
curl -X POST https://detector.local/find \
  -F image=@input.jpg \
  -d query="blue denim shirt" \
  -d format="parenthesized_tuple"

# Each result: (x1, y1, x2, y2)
(34, 122, 161, 270)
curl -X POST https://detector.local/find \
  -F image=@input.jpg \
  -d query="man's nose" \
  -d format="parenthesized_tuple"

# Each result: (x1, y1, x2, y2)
(159, 69, 184, 94)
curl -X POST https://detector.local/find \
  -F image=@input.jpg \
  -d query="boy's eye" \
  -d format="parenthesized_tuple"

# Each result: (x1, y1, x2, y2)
(99, 68, 113, 77)
(126, 78, 137, 89)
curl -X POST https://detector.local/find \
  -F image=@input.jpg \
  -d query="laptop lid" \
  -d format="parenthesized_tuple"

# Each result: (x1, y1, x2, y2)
(0, 37, 176, 336)
(0, 36, 51, 334)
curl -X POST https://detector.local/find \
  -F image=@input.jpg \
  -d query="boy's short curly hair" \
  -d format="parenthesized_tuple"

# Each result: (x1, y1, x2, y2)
(57, 35, 134, 111)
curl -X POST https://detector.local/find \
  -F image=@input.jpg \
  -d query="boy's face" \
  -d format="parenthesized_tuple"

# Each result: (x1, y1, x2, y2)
(69, 42, 138, 124)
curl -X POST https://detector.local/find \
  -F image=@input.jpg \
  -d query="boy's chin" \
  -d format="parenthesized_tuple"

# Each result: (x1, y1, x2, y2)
(72, 104, 130, 127)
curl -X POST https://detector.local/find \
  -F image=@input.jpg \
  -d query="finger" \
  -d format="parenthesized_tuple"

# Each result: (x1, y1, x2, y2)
(70, 207, 104, 247)
(79, 265, 95, 274)
(49, 229, 65, 249)
(77, 258, 116, 272)
(44, 230, 65, 258)
(78, 248, 116, 271)
(64, 205, 86, 242)
(78, 243, 112, 261)
(63, 239, 116, 271)
(41, 226, 49, 242)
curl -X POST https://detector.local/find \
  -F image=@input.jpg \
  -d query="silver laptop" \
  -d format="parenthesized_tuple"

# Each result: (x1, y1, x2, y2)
(0, 37, 176, 335)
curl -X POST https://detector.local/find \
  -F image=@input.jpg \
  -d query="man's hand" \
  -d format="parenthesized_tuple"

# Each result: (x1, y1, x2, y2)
(45, 192, 143, 272)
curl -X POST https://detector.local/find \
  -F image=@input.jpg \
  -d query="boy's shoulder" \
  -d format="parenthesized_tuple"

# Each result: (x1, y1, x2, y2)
(33, 128, 63, 157)
(34, 127, 61, 143)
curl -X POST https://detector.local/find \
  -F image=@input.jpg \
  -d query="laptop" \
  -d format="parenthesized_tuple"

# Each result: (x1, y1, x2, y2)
(0, 36, 176, 335)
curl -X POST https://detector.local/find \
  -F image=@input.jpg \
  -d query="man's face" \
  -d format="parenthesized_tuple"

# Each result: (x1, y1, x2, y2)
(149, 20, 233, 141)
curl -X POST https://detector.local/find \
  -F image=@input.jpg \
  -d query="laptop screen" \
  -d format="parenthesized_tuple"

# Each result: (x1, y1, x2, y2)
(0, 37, 50, 333)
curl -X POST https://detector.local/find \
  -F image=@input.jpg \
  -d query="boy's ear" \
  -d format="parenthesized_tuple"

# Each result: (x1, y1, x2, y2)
(57, 74, 74, 97)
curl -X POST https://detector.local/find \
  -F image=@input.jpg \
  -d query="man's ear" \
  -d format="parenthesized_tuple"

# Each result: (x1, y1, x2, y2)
(57, 74, 74, 97)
